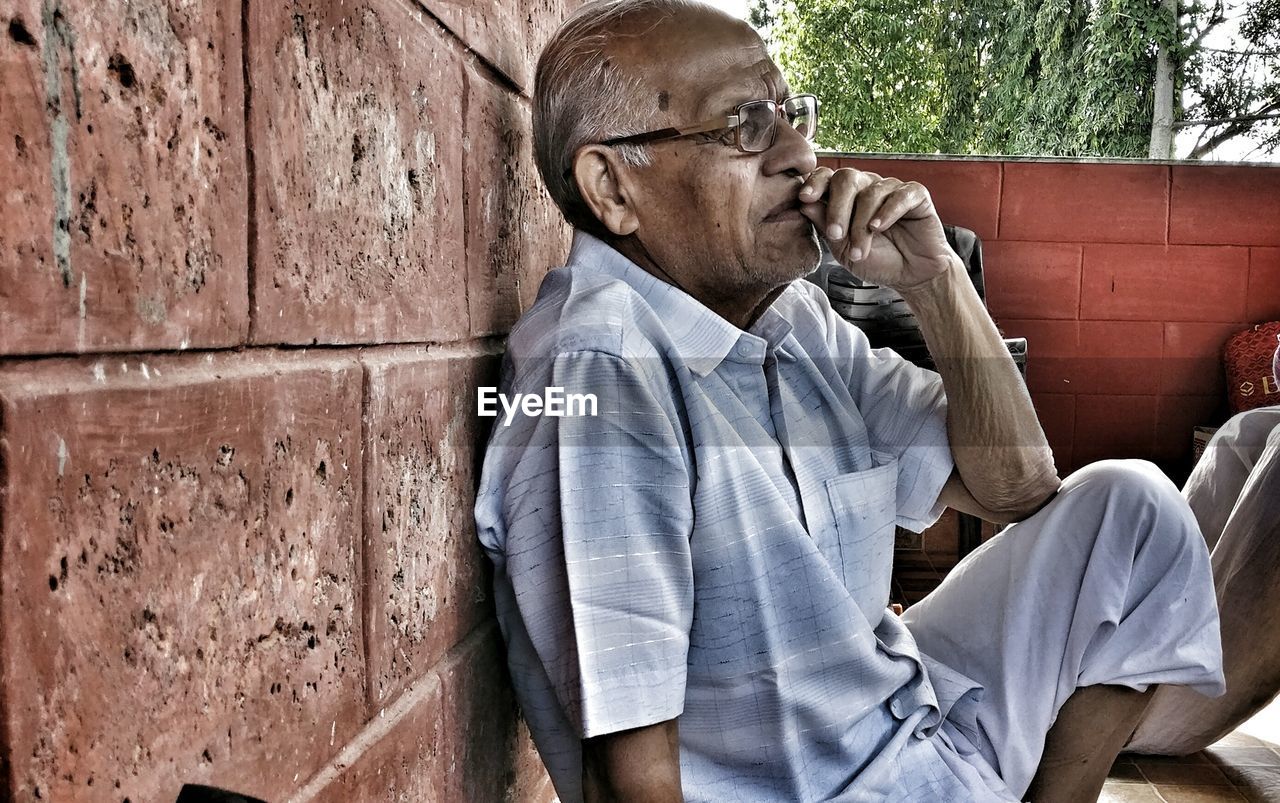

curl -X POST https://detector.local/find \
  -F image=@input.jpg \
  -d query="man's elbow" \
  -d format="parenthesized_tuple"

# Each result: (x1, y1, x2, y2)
(983, 473, 1061, 523)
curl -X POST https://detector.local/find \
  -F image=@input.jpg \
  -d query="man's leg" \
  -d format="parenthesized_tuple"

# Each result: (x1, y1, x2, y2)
(1025, 685, 1154, 802)
(902, 460, 1224, 800)
(1126, 406, 1280, 754)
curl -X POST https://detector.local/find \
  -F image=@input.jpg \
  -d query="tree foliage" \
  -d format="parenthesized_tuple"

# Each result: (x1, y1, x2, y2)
(1182, 0, 1280, 158)
(758, 0, 1278, 159)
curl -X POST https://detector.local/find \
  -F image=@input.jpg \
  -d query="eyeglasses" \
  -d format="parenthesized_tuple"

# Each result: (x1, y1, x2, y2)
(601, 94, 819, 154)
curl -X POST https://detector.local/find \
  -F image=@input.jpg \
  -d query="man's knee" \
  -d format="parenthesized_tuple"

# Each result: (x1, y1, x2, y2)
(1066, 459, 1182, 506)
(1214, 406, 1280, 454)
(1060, 459, 1199, 551)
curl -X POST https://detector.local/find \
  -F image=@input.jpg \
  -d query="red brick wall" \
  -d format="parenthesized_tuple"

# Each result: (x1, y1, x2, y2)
(820, 155, 1280, 475)
(0, 1, 570, 800)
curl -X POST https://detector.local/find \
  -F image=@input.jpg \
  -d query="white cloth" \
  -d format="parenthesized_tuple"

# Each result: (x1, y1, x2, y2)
(1122, 403, 1280, 754)
(903, 459, 1227, 798)
(1185, 405, 1280, 556)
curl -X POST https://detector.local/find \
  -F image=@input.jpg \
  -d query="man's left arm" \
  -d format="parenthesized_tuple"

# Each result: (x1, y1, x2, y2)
(900, 260, 1060, 521)
(800, 166, 1059, 521)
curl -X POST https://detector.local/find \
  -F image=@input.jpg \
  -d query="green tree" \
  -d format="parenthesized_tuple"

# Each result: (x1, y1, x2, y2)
(761, 0, 1279, 159)
(1179, 0, 1280, 158)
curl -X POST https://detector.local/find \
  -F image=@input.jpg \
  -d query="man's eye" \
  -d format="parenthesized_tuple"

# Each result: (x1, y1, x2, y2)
(694, 128, 734, 145)
(739, 117, 766, 140)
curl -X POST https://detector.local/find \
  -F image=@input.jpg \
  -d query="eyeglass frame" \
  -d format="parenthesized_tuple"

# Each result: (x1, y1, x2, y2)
(598, 93, 820, 155)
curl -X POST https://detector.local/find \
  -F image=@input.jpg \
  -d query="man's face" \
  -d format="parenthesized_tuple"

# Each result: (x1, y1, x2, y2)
(611, 9, 821, 306)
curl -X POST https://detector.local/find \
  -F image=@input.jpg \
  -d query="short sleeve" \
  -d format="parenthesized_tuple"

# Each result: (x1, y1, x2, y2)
(817, 289, 954, 531)
(487, 350, 694, 739)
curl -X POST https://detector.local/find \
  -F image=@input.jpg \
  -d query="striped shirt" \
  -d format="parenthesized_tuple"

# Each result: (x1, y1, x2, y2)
(474, 231, 1016, 801)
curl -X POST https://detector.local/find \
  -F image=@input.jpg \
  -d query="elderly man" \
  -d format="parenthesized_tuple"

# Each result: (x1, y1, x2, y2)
(474, 1, 1234, 800)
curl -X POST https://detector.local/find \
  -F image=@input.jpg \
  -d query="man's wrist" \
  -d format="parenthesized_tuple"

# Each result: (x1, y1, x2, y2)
(895, 254, 966, 304)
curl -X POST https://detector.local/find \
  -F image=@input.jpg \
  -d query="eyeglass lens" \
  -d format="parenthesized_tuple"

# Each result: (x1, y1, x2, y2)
(738, 96, 818, 153)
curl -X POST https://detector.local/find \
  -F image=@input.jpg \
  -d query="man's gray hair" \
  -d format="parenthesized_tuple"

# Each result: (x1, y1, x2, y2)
(533, 0, 714, 231)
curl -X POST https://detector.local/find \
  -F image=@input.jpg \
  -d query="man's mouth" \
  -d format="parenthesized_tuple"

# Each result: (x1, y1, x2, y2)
(763, 197, 805, 222)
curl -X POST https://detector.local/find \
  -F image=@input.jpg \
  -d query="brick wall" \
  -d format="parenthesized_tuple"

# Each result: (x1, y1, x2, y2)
(820, 155, 1280, 476)
(0, 1, 571, 800)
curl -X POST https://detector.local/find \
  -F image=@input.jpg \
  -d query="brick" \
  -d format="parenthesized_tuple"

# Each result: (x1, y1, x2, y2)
(1248, 248, 1280, 323)
(510, 715, 558, 803)
(995, 318, 1080, 356)
(1170, 165, 1280, 247)
(419, 0, 530, 91)
(464, 64, 570, 337)
(438, 624, 522, 803)
(982, 241, 1081, 320)
(1161, 321, 1246, 397)
(525, 0, 569, 82)
(1153, 395, 1226, 467)
(992, 318, 1079, 395)
(249, 0, 468, 345)
(361, 346, 500, 707)
(1000, 163, 1168, 244)
(1073, 395, 1158, 466)
(839, 157, 1001, 241)
(1071, 321, 1163, 396)
(1030, 393, 1074, 474)
(0, 0, 248, 355)
(0, 352, 365, 802)
(304, 673, 447, 803)
(1081, 244, 1250, 322)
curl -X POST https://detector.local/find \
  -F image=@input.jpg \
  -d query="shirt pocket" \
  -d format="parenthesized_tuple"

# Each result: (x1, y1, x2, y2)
(823, 451, 898, 622)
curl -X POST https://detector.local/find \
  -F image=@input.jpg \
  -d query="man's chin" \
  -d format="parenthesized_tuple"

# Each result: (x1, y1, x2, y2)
(745, 223, 822, 285)
(776, 226, 822, 280)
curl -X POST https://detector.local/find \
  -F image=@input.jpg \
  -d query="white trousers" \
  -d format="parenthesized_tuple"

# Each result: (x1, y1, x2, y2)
(902, 459, 1227, 800)
(1126, 405, 1280, 754)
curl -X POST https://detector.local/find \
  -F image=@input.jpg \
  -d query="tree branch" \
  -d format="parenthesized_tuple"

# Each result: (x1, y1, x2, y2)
(1201, 47, 1280, 56)
(1189, 0, 1226, 49)
(1175, 110, 1280, 128)
(1185, 100, 1280, 159)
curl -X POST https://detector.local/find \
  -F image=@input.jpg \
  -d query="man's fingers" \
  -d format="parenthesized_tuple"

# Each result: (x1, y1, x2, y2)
(848, 178, 902, 259)
(799, 167, 833, 204)
(800, 200, 827, 230)
(865, 182, 932, 239)
(822, 169, 877, 244)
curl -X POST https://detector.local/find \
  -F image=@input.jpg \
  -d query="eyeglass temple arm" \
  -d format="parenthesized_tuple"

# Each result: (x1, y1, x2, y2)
(601, 114, 738, 147)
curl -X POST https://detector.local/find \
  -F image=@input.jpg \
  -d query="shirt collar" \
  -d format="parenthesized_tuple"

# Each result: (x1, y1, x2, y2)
(567, 230, 796, 377)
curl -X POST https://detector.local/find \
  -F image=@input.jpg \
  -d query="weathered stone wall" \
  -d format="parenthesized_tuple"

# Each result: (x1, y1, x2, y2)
(0, 1, 572, 800)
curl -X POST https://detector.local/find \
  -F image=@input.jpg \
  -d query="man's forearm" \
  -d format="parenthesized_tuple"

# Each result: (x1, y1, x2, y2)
(583, 719, 683, 803)
(898, 256, 1060, 516)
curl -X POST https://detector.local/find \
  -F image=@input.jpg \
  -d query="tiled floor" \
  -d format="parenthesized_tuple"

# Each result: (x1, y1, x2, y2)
(894, 518, 1280, 802)
(1102, 703, 1280, 802)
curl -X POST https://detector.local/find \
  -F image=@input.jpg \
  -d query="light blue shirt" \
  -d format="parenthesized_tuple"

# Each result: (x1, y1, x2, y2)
(474, 231, 1016, 801)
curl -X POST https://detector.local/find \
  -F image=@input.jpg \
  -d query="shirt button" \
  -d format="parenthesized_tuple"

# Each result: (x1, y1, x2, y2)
(736, 342, 754, 357)
(889, 698, 905, 718)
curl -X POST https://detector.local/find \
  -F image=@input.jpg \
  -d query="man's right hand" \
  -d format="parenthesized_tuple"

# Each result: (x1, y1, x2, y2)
(798, 166, 958, 293)
(583, 718, 683, 802)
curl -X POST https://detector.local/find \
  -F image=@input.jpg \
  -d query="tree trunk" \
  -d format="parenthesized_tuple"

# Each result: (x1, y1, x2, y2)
(1149, 0, 1178, 158)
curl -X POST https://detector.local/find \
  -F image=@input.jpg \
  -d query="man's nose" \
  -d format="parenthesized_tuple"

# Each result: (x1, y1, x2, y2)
(761, 118, 818, 178)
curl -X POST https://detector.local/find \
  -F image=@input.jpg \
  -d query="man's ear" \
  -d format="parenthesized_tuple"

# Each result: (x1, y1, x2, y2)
(572, 144, 641, 237)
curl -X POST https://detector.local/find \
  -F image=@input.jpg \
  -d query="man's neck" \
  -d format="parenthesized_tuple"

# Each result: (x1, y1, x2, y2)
(609, 235, 781, 331)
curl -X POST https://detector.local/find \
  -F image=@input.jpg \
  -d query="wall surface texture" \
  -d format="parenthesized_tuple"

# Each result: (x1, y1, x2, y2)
(1, 0, 572, 800)
(820, 156, 1280, 475)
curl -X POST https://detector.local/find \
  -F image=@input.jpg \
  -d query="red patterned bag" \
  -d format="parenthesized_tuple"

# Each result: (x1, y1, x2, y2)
(1224, 321, 1280, 414)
